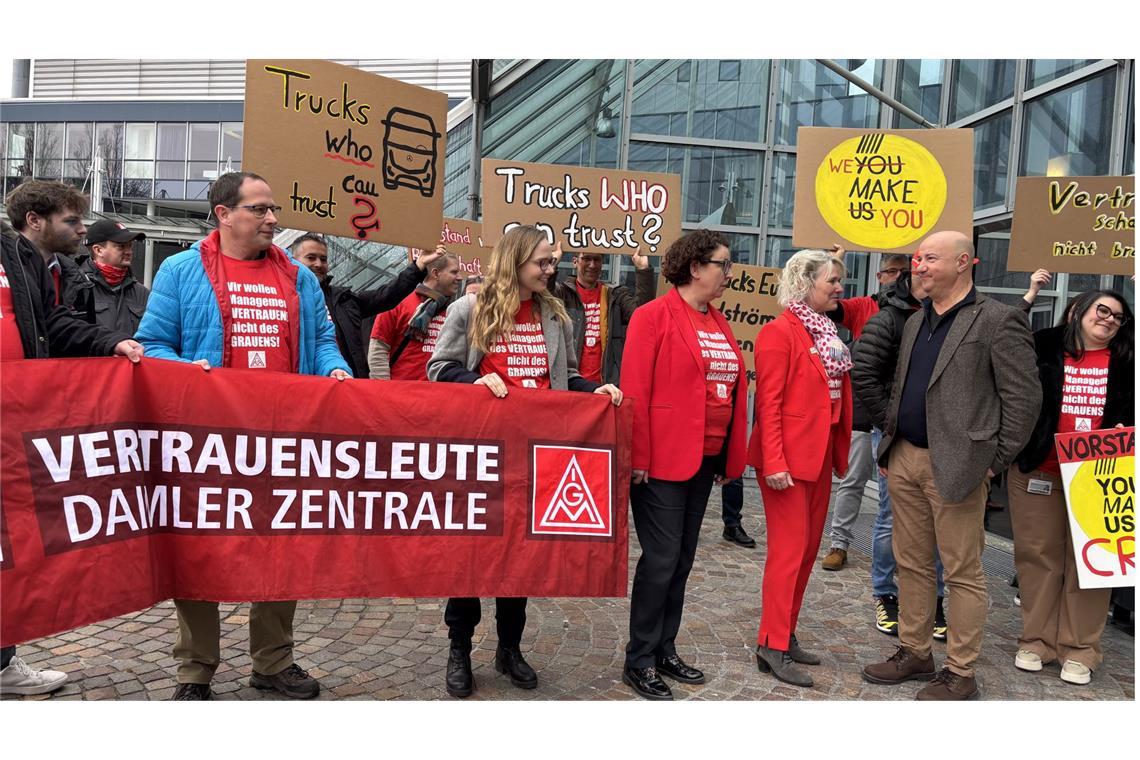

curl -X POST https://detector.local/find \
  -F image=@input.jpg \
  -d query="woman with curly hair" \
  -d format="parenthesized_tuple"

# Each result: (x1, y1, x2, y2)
(750, 249, 853, 688)
(620, 229, 748, 700)
(427, 225, 622, 698)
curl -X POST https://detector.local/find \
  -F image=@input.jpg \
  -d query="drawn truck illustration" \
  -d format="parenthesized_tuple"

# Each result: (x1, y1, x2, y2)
(381, 107, 441, 197)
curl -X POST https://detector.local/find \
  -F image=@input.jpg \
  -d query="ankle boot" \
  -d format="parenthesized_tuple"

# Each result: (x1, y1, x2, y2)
(756, 644, 813, 687)
(446, 642, 474, 698)
(494, 645, 537, 689)
(788, 634, 821, 665)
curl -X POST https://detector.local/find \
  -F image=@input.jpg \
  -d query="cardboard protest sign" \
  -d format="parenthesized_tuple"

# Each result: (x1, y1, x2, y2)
(0, 359, 632, 646)
(481, 159, 682, 255)
(657, 262, 783, 385)
(1056, 427, 1135, 589)
(436, 217, 489, 277)
(793, 127, 973, 253)
(242, 59, 448, 248)
(1008, 176, 1135, 275)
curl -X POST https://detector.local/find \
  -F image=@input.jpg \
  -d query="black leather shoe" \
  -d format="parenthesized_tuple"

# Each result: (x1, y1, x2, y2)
(788, 634, 821, 665)
(622, 666, 673, 700)
(250, 663, 320, 699)
(655, 653, 705, 684)
(446, 643, 474, 698)
(170, 682, 211, 700)
(723, 526, 756, 547)
(756, 645, 813, 687)
(494, 645, 537, 689)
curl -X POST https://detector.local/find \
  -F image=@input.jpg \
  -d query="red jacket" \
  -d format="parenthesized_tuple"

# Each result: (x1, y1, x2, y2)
(623, 288, 748, 481)
(748, 308, 853, 481)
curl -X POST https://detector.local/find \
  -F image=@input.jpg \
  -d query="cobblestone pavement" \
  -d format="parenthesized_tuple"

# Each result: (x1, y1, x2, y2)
(3, 481, 1133, 702)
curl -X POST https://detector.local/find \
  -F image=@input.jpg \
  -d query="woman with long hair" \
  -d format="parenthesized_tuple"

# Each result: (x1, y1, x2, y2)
(750, 249, 853, 688)
(1009, 289, 1134, 685)
(620, 229, 748, 700)
(427, 225, 622, 698)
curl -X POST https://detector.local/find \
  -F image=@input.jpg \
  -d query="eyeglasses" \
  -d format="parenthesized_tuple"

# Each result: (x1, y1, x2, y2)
(702, 257, 733, 273)
(232, 204, 282, 218)
(532, 257, 556, 271)
(879, 267, 907, 276)
(1094, 303, 1128, 326)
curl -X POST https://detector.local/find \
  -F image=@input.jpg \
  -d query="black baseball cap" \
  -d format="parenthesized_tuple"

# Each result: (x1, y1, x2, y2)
(86, 220, 146, 246)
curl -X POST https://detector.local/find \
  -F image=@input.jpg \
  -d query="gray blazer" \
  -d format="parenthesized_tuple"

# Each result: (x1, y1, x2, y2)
(877, 291, 1042, 503)
(426, 293, 590, 391)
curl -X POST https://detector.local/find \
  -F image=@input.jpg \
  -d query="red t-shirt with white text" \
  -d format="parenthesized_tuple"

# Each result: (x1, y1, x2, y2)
(222, 255, 295, 372)
(576, 281, 603, 383)
(370, 291, 447, 382)
(478, 299, 551, 389)
(686, 305, 740, 455)
(1041, 348, 1111, 474)
(0, 262, 27, 361)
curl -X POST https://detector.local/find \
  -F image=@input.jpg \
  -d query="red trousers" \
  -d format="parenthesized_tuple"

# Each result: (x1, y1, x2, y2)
(756, 444, 835, 650)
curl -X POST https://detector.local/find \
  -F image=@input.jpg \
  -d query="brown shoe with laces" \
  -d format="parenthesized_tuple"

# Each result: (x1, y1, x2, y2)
(821, 548, 847, 571)
(916, 667, 978, 700)
(862, 646, 936, 685)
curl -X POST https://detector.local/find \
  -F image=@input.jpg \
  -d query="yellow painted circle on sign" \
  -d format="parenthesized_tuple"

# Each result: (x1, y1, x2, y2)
(1069, 456, 1134, 556)
(814, 134, 948, 249)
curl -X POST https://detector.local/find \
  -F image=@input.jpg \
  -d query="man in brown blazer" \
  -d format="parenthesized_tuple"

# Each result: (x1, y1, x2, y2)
(861, 230, 1040, 700)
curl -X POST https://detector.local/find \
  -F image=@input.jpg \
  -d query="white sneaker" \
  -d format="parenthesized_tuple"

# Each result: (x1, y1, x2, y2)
(1060, 660, 1091, 685)
(0, 656, 69, 695)
(1014, 649, 1043, 672)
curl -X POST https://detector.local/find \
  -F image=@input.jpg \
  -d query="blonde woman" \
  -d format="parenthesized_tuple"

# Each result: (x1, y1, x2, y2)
(427, 225, 622, 698)
(748, 249, 853, 688)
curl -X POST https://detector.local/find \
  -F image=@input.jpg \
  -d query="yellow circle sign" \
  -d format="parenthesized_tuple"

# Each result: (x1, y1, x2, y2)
(814, 134, 948, 249)
(1069, 455, 1135, 557)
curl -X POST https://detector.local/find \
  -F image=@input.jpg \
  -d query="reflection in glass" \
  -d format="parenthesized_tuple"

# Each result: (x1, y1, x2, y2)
(1020, 72, 1115, 177)
(973, 112, 1011, 208)
(768, 152, 797, 229)
(951, 60, 1015, 121)
(34, 123, 64, 178)
(774, 59, 882, 145)
(1027, 59, 1097, 89)
(221, 122, 243, 165)
(896, 59, 944, 128)
(976, 234, 1030, 289)
(628, 141, 760, 226)
(631, 59, 768, 143)
(125, 123, 156, 160)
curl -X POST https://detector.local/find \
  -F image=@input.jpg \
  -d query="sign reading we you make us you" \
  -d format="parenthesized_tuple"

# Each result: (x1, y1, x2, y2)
(243, 60, 448, 248)
(793, 127, 974, 254)
(1008, 176, 1135, 276)
(480, 159, 683, 255)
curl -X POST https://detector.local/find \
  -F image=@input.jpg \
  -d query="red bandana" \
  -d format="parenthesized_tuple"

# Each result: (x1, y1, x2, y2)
(94, 261, 128, 286)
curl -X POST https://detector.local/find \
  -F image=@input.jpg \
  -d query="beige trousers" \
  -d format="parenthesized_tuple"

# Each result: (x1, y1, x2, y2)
(888, 440, 988, 677)
(173, 599, 297, 684)
(1007, 467, 1112, 669)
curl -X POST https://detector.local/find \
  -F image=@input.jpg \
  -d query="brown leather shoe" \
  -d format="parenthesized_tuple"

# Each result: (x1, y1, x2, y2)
(916, 668, 978, 700)
(862, 646, 936, 685)
(821, 548, 847, 571)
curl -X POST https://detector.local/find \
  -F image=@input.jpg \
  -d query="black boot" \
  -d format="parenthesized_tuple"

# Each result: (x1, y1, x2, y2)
(446, 642, 474, 698)
(494, 645, 537, 689)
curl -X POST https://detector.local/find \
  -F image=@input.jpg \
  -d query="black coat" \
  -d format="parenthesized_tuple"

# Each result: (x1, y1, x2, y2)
(1, 225, 129, 358)
(850, 281, 917, 431)
(64, 256, 150, 336)
(322, 262, 425, 378)
(1015, 325, 1135, 472)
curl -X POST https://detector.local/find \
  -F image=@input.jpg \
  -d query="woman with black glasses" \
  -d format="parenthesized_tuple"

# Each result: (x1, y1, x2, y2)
(1009, 289, 1134, 686)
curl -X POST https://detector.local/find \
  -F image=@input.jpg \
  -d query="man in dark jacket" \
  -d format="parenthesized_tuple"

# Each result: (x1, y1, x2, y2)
(1, 208, 143, 697)
(65, 220, 149, 335)
(548, 245, 655, 385)
(293, 232, 444, 378)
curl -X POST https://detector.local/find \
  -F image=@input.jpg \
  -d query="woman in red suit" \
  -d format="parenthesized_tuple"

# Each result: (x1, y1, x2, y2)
(620, 229, 748, 700)
(750, 249, 853, 688)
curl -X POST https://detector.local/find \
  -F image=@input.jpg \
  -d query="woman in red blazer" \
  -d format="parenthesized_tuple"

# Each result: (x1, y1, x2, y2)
(750, 249, 853, 688)
(620, 229, 748, 701)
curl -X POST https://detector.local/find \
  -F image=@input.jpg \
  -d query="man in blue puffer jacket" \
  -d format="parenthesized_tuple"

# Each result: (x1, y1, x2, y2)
(135, 171, 350, 701)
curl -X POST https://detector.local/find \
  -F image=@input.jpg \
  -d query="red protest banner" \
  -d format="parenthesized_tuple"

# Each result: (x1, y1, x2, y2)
(0, 359, 632, 647)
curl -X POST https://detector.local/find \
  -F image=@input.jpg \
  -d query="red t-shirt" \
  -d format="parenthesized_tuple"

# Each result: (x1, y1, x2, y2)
(370, 291, 447, 382)
(686, 305, 740, 455)
(1041, 348, 1111, 474)
(836, 296, 879, 339)
(1, 262, 27, 361)
(222, 255, 296, 372)
(478, 299, 550, 389)
(576, 281, 604, 383)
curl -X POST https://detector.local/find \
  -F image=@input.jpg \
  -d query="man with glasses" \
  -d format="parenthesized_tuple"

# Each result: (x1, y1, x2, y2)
(136, 171, 351, 701)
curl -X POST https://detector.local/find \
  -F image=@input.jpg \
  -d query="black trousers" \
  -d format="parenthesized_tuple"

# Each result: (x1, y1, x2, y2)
(445, 597, 527, 649)
(625, 456, 717, 669)
(721, 477, 744, 528)
(0, 646, 13, 669)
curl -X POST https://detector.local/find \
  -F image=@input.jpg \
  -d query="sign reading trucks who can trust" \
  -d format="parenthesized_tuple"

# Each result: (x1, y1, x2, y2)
(242, 60, 448, 249)
(793, 127, 974, 253)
